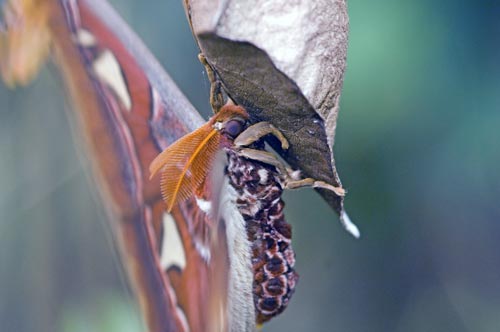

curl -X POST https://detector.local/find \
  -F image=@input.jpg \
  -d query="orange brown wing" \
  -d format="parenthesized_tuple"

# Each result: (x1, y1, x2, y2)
(1, 0, 231, 331)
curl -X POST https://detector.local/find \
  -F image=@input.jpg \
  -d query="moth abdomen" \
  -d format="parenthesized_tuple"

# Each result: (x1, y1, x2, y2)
(226, 148, 298, 324)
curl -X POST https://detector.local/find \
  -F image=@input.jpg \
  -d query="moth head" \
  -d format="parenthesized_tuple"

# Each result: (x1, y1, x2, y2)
(211, 104, 249, 139)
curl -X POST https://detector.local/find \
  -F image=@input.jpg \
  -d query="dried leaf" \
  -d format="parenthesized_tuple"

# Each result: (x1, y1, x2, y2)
(185, 0, 351, 218)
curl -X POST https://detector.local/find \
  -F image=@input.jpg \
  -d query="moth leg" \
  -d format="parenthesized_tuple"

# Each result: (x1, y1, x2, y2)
(237, 148, 290, 175)
(285, 178, 346, 197)
(237, 148, 345, 197)
(198, 53, 225, 112)
(234, 122, 289, 150)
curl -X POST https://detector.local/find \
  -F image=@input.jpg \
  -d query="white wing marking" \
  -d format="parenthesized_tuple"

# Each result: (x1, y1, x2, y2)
(74, 28, 96, 47)
(160, 213, 187, 270)
(93, 50, 132, 111)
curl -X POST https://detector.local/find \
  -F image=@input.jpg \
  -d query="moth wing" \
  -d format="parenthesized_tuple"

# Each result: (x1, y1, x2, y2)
(1, 0, 233, 331)
(0, 0, 52, 86)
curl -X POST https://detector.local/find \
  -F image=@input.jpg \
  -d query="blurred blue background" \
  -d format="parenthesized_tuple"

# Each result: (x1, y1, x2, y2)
(1, 0, 500, 331)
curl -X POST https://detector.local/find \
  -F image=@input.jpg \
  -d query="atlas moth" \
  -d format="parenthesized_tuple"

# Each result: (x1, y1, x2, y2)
(149, 103, 348, 324)
(0, 0, 357, 329)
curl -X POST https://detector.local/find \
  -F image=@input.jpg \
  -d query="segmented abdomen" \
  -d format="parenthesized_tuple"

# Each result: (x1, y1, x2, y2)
(226, 148, 299, 324)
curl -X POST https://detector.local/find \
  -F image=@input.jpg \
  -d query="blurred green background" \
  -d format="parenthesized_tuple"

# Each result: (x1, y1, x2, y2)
(1, 0, 500, 331)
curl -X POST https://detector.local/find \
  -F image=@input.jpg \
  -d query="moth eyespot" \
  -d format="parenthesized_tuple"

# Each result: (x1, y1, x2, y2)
(223, 119, 245, 138)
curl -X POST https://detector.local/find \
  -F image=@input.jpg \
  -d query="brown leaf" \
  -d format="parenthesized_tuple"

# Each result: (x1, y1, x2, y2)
(185, 0, 352, 222)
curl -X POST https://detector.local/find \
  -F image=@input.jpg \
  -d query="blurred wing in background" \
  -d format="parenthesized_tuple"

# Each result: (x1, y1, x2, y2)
(1, 0, 230, 331)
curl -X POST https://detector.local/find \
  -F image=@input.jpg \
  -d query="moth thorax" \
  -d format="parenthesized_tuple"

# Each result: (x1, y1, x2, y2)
(225, 148, 299, 324)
